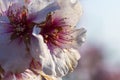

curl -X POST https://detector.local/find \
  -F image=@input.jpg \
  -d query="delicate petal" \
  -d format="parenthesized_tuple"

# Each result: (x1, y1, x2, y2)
(70, 0, 77, 4)
(30, 28, 56, 76)
(54, 0, 82, 26)
(28, 0, 55, 13)
(0, 0, 25, 12)
(0, 32, 32, 73)
(52, 48, 80, 77)
(0, 39, 31, 72)
(57, 0, 77, 8)
(0, 0, 7, 12)
(29, 0, 60, 23)
(2, 69, 42, 80)
(33, 0, 82, 26)
(70, 28, 86, 48)
(21, 69, 42, 80)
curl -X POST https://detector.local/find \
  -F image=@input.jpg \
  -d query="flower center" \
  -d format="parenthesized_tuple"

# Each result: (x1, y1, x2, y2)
(39, 13, 73, 49)
(6, 5, 34, 46)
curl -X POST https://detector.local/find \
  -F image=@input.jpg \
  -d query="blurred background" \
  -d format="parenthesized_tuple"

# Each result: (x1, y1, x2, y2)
(63, 0, 120, 80)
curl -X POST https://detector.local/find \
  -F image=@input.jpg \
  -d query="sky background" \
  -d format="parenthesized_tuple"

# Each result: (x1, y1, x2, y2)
(64, 0, 120, 80)
(79, 0, 120, 66)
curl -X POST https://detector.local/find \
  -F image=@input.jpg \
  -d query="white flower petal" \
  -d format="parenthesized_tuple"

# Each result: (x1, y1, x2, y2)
(0, 32, 32, 73)
(70, 28, 87, 48)
(21, 69, 42, 80)
(30, 28, 56, 76)
(0, 0, 25, 12)
(32, 26, 41, 35)
(29, 0, 60, 23)
(2, 69, 42, 80)
(54, 0, 82, 26)
(0, 0, 7, 12)
(52, 48, 80, 77)
(75, 28, 86, 45)
(28, 0, 58, 14)
(70, 0, 77, 4)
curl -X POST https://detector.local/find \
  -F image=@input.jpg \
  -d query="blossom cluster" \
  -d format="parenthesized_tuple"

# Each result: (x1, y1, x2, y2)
(0, 0, 86, 80)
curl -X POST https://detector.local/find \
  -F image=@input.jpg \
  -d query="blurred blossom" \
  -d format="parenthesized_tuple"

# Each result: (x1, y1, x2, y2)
(64, 43, 120, 80)
(0, 0, 85, 80)
(63, 43, 104, 80)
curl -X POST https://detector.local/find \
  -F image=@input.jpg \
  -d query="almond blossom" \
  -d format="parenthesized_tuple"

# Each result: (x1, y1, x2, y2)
(0, 0, 86, 80)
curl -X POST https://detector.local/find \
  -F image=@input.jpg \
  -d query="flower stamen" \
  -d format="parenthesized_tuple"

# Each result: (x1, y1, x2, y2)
(6, 5, 33, 43)
(38, 12, 74, 50)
